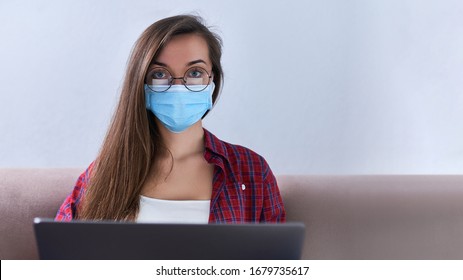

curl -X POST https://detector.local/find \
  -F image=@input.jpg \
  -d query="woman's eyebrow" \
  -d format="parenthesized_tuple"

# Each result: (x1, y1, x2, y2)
(151, 59, 207, 67)
(152, 61, 167, 67)
(187, 59, 207, 66)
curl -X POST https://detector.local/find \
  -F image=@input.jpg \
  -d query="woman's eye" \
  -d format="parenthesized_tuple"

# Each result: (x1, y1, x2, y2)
(148, 67, 170, 80)
(187, 69, 204, 78)
(153, 71, 166, 79)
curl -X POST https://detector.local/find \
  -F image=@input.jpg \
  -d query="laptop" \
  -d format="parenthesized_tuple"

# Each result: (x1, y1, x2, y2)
(33, 218, 305, 260)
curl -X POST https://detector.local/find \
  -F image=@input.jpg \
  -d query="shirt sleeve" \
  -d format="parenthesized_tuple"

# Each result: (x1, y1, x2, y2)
(54, 164, 93, 221)
(260, 164, 287, 223)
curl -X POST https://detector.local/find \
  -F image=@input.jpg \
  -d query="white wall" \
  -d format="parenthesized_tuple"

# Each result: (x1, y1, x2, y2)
(1, 0, 462, 174)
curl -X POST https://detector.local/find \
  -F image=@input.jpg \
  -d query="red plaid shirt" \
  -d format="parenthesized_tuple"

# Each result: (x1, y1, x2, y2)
(55, 129, 286, 223)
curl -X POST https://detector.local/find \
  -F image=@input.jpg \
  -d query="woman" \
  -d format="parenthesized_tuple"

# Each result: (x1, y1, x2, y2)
(55, 15, 285, 223)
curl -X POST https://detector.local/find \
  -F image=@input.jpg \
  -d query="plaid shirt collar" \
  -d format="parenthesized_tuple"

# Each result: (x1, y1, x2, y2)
(203, 128, 227, 158)
(202, 128, 243, 185)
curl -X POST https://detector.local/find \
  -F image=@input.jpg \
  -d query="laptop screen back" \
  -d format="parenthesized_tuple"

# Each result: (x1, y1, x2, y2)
(34, 218, 305, 260)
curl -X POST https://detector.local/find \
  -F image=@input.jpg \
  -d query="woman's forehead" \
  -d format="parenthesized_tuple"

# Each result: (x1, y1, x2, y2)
(154, 34, 211, 67)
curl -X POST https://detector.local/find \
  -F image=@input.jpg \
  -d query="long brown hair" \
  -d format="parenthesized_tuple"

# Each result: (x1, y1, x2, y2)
(79, 15, 223, 221)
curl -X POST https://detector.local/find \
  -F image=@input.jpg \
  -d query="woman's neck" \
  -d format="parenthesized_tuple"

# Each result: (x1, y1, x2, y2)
(157, 120, 205, 160)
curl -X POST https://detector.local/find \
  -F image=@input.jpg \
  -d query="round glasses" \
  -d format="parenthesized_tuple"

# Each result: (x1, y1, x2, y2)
(145, 66, 212, 92)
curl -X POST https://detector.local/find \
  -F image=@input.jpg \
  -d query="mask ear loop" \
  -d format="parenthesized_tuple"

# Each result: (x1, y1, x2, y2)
(145, 86, 151, 110)
(209, 73, 216, 106)
(202, 74, 215, 119)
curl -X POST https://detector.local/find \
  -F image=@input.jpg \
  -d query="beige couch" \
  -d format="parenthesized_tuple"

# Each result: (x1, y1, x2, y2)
(1, 168, 462, 259)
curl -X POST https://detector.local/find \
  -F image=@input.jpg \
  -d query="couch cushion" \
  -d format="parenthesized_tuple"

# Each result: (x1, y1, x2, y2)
(278, 175, 463, 259)
(0, 168, 82, 259)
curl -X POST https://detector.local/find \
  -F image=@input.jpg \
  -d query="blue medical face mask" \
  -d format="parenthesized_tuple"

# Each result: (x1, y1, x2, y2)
(144, 83, 215, 133)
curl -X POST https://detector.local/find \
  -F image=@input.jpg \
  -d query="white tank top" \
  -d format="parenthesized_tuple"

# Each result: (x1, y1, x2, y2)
(136, 195, 210, 224)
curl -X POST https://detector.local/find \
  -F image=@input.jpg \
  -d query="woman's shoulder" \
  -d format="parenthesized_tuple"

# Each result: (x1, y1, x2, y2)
(55, 162, 94, 221)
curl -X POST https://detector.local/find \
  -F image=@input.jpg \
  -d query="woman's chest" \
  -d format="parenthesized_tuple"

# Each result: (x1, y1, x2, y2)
(142, 157, 215, 200)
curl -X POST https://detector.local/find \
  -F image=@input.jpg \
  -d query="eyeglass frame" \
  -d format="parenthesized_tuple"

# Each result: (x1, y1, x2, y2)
(145, 66, 213, 92)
